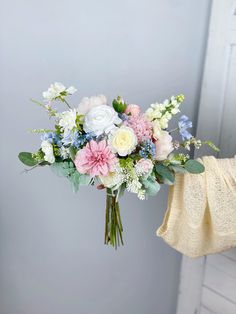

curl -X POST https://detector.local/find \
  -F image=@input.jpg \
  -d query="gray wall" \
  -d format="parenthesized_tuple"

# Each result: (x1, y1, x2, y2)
(0, 1, 211, 313)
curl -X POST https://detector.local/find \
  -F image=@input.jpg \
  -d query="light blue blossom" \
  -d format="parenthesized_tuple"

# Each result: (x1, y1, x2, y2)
(41, 132, 62, 146)
(139, 140, 156, 159)
(71, 131, 94, 148)
(178, 115, 192, 140)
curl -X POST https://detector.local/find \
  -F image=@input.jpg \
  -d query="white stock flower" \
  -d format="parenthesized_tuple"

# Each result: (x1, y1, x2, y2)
(43, 82, 76, 101)
(83, 105, 121, 136)
(155, 131, 174, 161)
(152, 120, 162, 139)
(41, 140, 55, 163)
(78, 95, 107, 115)
(109, 126, 137, 156)
(58, 109, 77, 132)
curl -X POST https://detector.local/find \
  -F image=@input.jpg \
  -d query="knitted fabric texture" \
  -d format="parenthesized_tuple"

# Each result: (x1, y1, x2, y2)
(156, 156, 236, 258)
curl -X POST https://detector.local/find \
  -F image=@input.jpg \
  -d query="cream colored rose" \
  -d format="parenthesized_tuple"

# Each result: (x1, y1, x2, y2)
(109, 126, 137, 156)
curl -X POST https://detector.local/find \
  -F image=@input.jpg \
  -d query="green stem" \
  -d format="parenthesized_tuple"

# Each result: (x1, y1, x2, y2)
(64, 99, 72, 109)
(104, 189, 124, 248)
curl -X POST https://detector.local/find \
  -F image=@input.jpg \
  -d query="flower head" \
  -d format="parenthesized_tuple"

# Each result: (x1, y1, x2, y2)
(41, 140, 55, 163)
(58, 109, 77, 132)
(124, 113, 152, 143)
(155, 131, 173, 161)
(83, 105, 121, 136)
(43, 82, 76, 102)
(74, 140, 117, 177)
(109, 126, 137, 156)
(135, 158, 153, 176)
(125, 104, 141, 116)
(139, 140, 156, 158)
(78, 95, 107, 115)
(178, 115, 193, 140)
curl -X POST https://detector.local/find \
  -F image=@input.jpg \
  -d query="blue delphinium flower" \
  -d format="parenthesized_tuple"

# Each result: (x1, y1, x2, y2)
(178, 115, 193, 140)
(71, 131, 94, 148)
(41, 132, 62, 146)
(139, 140, 156, 158)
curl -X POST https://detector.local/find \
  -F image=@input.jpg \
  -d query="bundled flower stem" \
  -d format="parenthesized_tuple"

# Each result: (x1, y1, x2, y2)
(105, 189, 124, 248)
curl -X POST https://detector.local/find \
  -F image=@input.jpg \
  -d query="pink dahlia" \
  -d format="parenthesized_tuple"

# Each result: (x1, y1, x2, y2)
(74, 140, 117, 176)
(124, 113, 153, 143)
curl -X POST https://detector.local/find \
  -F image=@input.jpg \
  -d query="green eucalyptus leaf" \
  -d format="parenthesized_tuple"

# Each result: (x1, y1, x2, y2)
(69, 171, 82, 192)
(79, 174, 92, 185)
(171, 165, 187, 174)
(51, 161, 75, 177)
(184, 159, 205, 174)
(18, 152, 38, 166)
(155, 164, 175, 183)
(142, 176, 160, 196)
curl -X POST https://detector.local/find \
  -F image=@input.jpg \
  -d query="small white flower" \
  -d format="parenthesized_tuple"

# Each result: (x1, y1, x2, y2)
(43, 82, 76, 101)
(66, 86, 77, 95)
(41, 140, 55, 163)
(58, 109, 77, 132)
(171, 108, 180, 114)
(152, 120, 162, 139)
(109, 126, 137, 156)
(78, 95, 107, 115)
(159, 116, 169, 129)
(83, 105, 121, 136)
(59, 146, 70, 159)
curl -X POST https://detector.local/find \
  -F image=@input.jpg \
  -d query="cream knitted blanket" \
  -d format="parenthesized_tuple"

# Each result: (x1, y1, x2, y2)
(156, 156, 236, 258)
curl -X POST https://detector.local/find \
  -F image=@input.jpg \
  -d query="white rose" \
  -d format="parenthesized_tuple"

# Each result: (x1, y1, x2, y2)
(78, 95, 107, 115)
(155, 131, 174, 161)
(58, 109, 77, 132)
(108, 126, 137, 156)
(83, 105, 121, 136)
(41, 140, 55, 163)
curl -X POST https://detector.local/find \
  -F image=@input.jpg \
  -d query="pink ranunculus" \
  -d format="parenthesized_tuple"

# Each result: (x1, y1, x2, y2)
(125, 104, 141, 116)
(74, 140, 117, 177)
(136, 158, 153, 174)
(155, 131, 174, 161)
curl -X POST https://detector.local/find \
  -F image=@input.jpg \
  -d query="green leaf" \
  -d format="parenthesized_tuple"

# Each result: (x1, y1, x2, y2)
(155, 164, 175, 183)
(80, 174, 92, 185)
(171, 165, 187, 174)
(141, 176, 160, 196)
(184, 159, 205, 174)
(69, 171, 82, 192)
(50, 161, 75, 177)
(18, 152, 38, 166)
(69, 146, 77, 160)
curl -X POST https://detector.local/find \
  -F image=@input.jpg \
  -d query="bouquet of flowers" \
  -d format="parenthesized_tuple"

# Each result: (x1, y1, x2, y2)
(19, 82, 218, 248)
